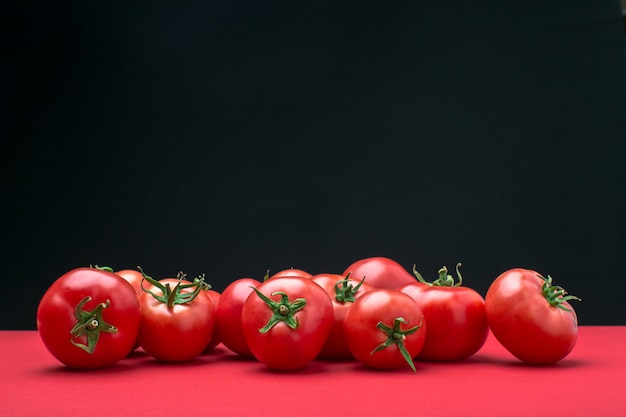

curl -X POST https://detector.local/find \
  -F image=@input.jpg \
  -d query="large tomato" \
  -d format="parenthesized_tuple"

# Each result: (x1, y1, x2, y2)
(214, 277, 262, 357)
(343, 256, 415, 289)
(311, 273, 375, 360)
(398, 263, 488, 361)
(241, 276, 334, 370)
(36, 267, 141, 369)
(485, 268, 580, 365)
(138, 270, 215, 363)
(343, 288, 427, 372)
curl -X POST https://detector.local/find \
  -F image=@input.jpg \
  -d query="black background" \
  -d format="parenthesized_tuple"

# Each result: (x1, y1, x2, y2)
(4, 1, 626, 329)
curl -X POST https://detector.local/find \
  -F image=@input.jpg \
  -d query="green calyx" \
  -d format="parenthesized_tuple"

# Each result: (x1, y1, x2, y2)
(70, 296, 118, 354)
(138, 266, 206, 308)
(413, 263, 463, 287)
(540, 274, 581, 312)
(250, 287, 307, 333)
(371, 317, 423, 372)
(334, 273, 365, 303)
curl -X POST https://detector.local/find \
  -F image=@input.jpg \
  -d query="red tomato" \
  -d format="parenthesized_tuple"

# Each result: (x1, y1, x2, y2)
(214, 277, 262, 357)
(343, 256, 415, 289)
(398, 263, 488, 361)
(241, 276, 334, 370)
(138, 271, 216, 362)
(343, 288, 426, 372)
(311, 273, 375, 360)
(36, 267, 141, 369)
(267, 267, 313, 280)
(485, 268, 580, 365)
(114, 268, 144, 296)
(204, 289, 222, 352)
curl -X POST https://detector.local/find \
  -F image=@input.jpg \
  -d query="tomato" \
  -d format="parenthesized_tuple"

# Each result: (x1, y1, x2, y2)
(311, 273, 375, 360)
(485, 268, 580, 365)
(114, 268, 144, 296)
(36, 267, 141, 369)
(343, 288, 427, 371)
(214, 277, 262, 357)
(343, 256, 415, 289)
(203, 288, 222, 352)
(398, 263, 488, 361)
(138, 270, 216, 362)
(267, 267, 313, 280)
(241, 276, 334, 370)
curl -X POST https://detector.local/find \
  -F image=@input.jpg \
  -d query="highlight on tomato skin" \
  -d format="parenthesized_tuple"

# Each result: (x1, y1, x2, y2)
(485, 268, 581, 365)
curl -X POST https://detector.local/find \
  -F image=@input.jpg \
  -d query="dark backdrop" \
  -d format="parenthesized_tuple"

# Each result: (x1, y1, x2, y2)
(4, 1, 626, 329)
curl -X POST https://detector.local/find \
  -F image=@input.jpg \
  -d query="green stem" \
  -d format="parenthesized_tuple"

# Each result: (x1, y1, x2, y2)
(371, 317, 423, 372)
(250, 287, 307, 333)
(334, 273, 365, 303)
(413, 263, 463, 287)
(138, 266, 205, 307)
(69, 296, 118, 354)
(541, 274, 581, 312)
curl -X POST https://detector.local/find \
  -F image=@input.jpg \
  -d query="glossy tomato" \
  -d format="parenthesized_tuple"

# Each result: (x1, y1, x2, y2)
(138, 270, 215, 362)
(485, 268, 580, 365)
(204, 288, 221, 352)
(241, 276, 333, 370)
(36, 267, 141, 369)
(214, 277, 262, 357)
(343, 288, 427, 371)
(311, 273, 375, 359)
(114, 268, 144, 296)
(267, 267, 313, 280)
(343, 256, 415, 289)
(398, 263, 488, 361)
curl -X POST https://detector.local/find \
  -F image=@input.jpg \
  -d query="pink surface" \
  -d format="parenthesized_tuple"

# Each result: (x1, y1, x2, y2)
(1, 326, 624, 417)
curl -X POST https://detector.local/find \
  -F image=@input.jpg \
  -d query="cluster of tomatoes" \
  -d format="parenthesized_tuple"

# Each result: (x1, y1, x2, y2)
(36, 256, 580, 371)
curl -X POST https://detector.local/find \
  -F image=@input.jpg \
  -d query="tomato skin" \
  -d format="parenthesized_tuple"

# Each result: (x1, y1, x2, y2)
(114, 269, 144, 296)
(204, 289, 222, 352)
(343, 257, 415, 289)
(268, 267, 313, 280)
(343, 289, 427, 370)
(485, 268, 578, 365)
(311, 273, 375, 360)
(398, 282, 488, 361)
(214, 277, 262, 357)
(241, 277, 334, 370)
(36, 268, 141, 369)
(139, 278, 215, 363)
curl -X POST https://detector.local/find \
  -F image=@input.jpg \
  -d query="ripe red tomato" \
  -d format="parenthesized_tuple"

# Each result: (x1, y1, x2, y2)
(114, 268, 144, 296)
(343, 256, 415, 289)
(214, 277, 262, 357)
(241, 276, 334, 370)
(36, 267, 141, 369)
(343, 288, 427, 371)
(138, 270, 215, 362)
(398, 263, 488, 361)
(485, 268, 580, 365)
(311, 273, 375, 360)
(267, 267, 313, 280)
(204, 288, 221, 352)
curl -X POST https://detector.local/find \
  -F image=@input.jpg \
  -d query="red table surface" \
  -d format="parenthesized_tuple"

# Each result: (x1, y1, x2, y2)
(1, 326, 624, 417)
